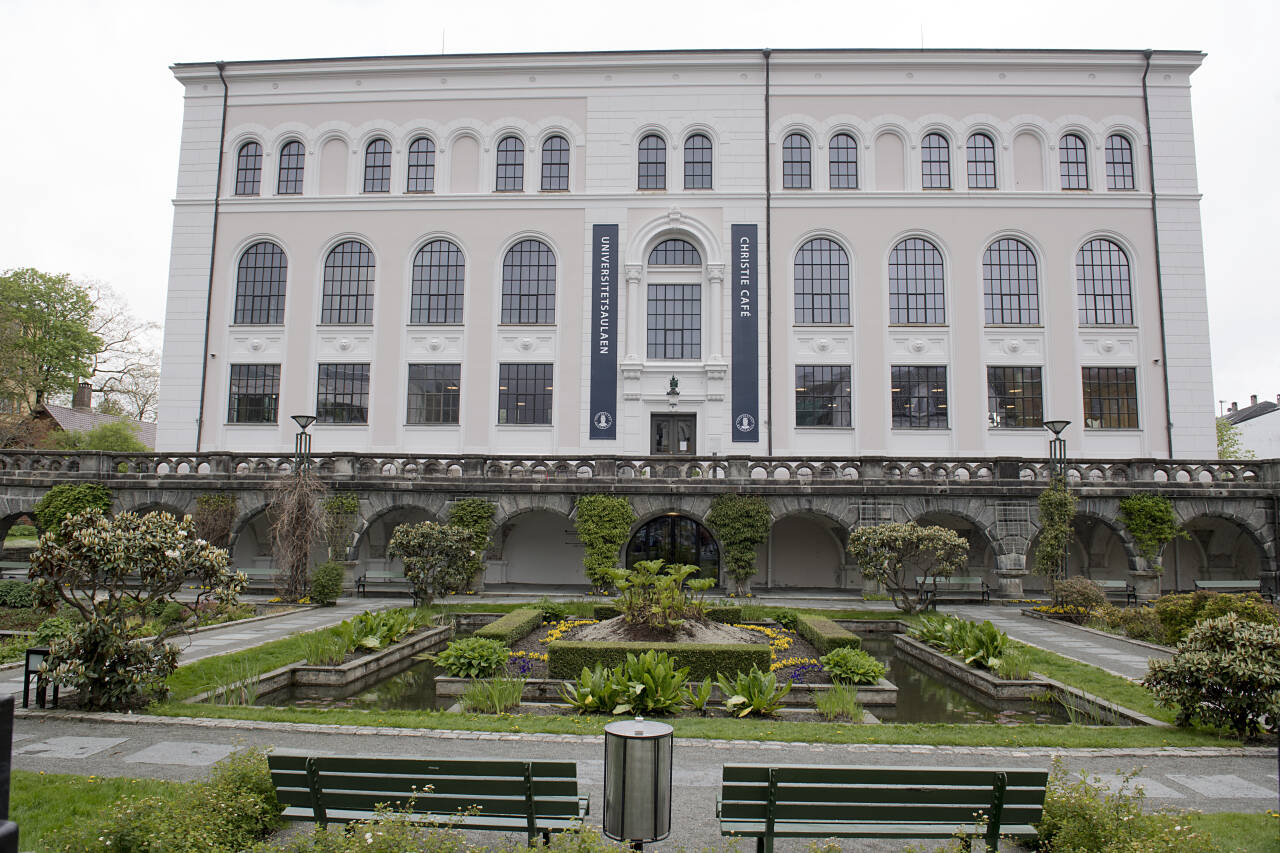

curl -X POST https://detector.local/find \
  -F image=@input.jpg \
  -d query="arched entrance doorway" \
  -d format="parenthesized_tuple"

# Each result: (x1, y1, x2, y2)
(626, 514, 720, 580)
(769, 513, 847, 588)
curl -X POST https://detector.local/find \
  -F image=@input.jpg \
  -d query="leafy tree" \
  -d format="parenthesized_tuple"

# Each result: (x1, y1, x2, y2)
(705, 494, 771, 596)
(386, 521, 483, 607)
(30, 509, 246, 710)
(1216, 417, 1255, 460)
(46, 418, 148, 452)
(0, 268, 101, 408)
(573, 495, 636, 592)
(1118, 493, 1188, 569)
(847, 522, 969, 614)
(33, 482, 112, 536)
(1034, 477, 1078, 588)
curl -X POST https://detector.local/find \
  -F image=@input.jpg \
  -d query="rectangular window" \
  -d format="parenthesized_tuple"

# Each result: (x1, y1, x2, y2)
(987, 366, 1044, 429)
(406, 364, 460, 424)
(227, 364, 280, 424)
(1082, 367, 1139, 429)
(497, 363, 553, 425)
(646, 284, 701, 359)
(891, 365, 948, 429)
(316, 363, 370, 424)
(796, 365, 852, 428)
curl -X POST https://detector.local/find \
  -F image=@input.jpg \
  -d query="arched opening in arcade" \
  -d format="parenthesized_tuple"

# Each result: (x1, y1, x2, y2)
(768, 512, 848, 589)
(625, 513, 721, 582)
(0, 511, 36, 563)
(1027, 515, 1132, 592)
(489, 509, 585, 586)
(354, 506, 435, 580)
(1163, 515, 1265, 592)
(230, 508, 327, 583)
(915, 511, 998, 583)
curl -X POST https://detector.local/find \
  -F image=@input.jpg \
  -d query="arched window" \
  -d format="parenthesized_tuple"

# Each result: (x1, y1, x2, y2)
(922, 132, 951, 189)
(1105, 134, 1135, 190)
(648, 239, 701, 266)
(1059, 133, 1089, 189)
(646, 239, 702, 359)
(321, 240, 375, 324)
(496, 136, 524, 191)
(888, 237, 945, 324)
(410, 239, 464, 324)
(626, 514, 719, 578)
(277, 141, 304, 195)
(983, 238, 1038, 325)
(363, 139, 391, 192)
(638, 134, 666, 190)
(233, 242, 287, 324)
(234, 141, 262, 195)
(684, 133, 712, 189)
(501, 239, 555, 324)
(783, 133, 811, 189)
(794, 238, 850, 325)
(406, 137, 435, 193)
(541, 135, 569, 191)
(966, 133, 996, 189)
(829, 133, 858, 189)
(1076, 239, 1132, 325)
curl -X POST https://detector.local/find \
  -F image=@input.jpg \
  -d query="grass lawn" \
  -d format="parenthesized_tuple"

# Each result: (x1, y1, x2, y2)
(11, 769, 188, 852)
(1185, 811, 1280, 853)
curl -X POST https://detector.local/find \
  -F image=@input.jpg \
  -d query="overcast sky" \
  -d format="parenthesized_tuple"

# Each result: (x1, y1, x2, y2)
(1, 0, 1274, 416)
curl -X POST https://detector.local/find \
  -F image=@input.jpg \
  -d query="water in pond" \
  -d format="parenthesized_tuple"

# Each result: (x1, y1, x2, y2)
(258, 659, 452, 711)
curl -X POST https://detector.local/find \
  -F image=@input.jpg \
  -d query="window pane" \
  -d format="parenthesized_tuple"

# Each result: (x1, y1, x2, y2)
(922, 133, 950, 189)
(235, 142, 262, 196)
(891, 365, 949, 429)
(363, 139, 391, 192)
(684, 133, 712, 189)
(316, 363, 370, 424)
(829, 133, 858, 189)
(410, 239, 464, 324)
(496, 136, 524, 191)
(406, 363, 460, 424)
(638, 134, 666, 190)
(277, 141, 304, 194)
(794, 238, 849, 324)
(648, 239, 701, 266)
(541, 135, 569, 191)
(1082, 367, 1139, 429)
(227, 364, 280, 423)
(407, 137, 436, 192)
(795, 365, 851, 427)
(1076, 239, 1132, 325)
(321, 241, 375, 324)
(966, 133, 996, 189)
(983, 238, 1039, 325)
(497, 363, 553, 424)
(234, 241, 287, 325)
(888, 238, 945, 324)
(500, 239, 555, 324)
(782, 133, 811, 189)
(647, 283, 701, 359)
(1060, 134, 1089, 189)
(1105, 134, 1135, 190)
(986, 366, 1043, 428)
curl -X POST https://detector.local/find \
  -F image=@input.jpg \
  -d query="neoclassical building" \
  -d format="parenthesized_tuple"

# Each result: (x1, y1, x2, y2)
(157, 48, 1215, 463)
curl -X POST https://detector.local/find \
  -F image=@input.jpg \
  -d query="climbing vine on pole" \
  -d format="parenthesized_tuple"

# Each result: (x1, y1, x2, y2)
(574, 495, 636, 593)
(705, 494, 771, 596)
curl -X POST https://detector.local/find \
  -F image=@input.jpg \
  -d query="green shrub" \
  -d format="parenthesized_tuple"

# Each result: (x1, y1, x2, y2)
(1052, 577, 1106, 616)
(717, 665, 791, 717)
(0, 580, 35, 608)
(795, 613, 860, 654)
(1118, 493, 1188, 568)
(561, 662, 629, 714)
(705, 494, 770, 596)
(308, 561, 346, 606)
(610, 559, 714, 633)
(1091, 604, 1164, 644)
(560, 651, 688, 716)
(703, 605, 742, 623)
(35, 614, 75, 645)
(909, 614, 1011, 672)
(344, 609, 423, 651)
(158, 600, 191, 626)
(1143, 613, 1280, 738)
(1153, 590, 1279, 645)
(819, 646, 884, 684)
(386, 521, 484, 607)
(6, 523, 36, 539)
(771, 608, 800, 630)
(548, 640, 771, 682)
(815, 683, 864, 722)
(446, 498, 495, 584)
(460, 677, 525, 713)
(33, 483, 112, 538)
(574, 495, 636, 592)
(475, 606, 542, 643)
(592, 604, 622, 620)
(434, 636, 509, 678)
(1199, 591, 1278, 628)
(535, 596, 568, 623)
(847, 521, 969, 613)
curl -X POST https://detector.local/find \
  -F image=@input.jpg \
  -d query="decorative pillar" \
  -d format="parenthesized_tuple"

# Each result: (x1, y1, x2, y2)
(995, 552, 1027, 597)
(706, 263, 725, 361)
(625, 264, 643, 361)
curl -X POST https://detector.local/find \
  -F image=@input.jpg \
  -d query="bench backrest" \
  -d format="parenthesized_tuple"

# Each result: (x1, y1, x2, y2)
(720, 764, 1048, 830)
(1194, 580, 1260, 590)
(268, 755, 581, 827)
(1092, 580, 1128, 590)
(915, 576, 984, 588)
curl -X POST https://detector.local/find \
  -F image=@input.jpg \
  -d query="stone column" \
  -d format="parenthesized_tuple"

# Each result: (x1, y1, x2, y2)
(994, 551, 1027, 597)
(1129, 557, 1162, 601)
(706, 263, 725, 361)
(625, 264, 643, 361)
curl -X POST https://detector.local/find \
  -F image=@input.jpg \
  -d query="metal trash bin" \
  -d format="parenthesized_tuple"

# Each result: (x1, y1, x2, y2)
(603, 717, 673, 848)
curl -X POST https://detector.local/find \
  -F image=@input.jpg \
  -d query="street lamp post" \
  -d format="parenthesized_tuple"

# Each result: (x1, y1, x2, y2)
(1042, 419, 1071, 585)
(291, 414, 317, 472)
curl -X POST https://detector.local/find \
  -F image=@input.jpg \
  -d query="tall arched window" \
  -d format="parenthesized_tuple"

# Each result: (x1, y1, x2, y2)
(501, 239, 555, 324)
(921, 132, 951, 189)
(1059, 133, 1089, 189)
(1105, 134, 1135, 190)
(829, 133, 858, 189)
(794, 238, 850, 325)
(967, 133, 996, 189)
(646, 239, 702, 359)
(541, 135, 569, 191)
(363, 139, 391, 192)
(888, 237, 945, 324)
(321, 241, 375, 324)
(233, 241, 287, 324)
(277, 141, 304, 195)
(410, 239, 464, 324)
(496, 136, 524, 191)
(684, 133, 712, 189)
(783, 133, 811, 189)
(1076, 239, 1132, 325)
(234, 141, 262, 195)
(983, 238, 1038, 325)
(638, 134, 666, 189)
(406, 137, 436, 193)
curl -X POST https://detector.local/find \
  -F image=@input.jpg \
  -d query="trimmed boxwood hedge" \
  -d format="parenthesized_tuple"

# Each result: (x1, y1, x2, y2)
(591, 604, 742, 623)
(475, 606, 542, 644)
(592, 604, 621, 621)
(796, 613, 860, 654)
(548, 640, 771, 681)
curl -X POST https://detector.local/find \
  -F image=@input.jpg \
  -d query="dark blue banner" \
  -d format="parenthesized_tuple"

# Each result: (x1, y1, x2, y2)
(731, 224, 759, 442)
(589, 224, 618, 439)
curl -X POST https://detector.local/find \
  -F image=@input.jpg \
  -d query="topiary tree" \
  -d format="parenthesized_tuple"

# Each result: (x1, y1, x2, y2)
(267, 467, 326, 602)
(847, 522, 969, 614)
(574, 495, 636, 593)
(448, 498, 496, 585)
(705, 494, 770, 596)
(33, 483, 112, 538)
(320, 493, 360, 561)
(192, 492, 236, 549)
(30, 508, 246, 710)
(386, 521, 482, 607)
(1034, 477, 1077, 589)
(1118, 493, 1188, 570)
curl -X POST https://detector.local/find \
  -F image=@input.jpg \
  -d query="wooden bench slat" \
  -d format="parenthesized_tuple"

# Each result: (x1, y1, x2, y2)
(315, 792, 584, 817)
(723, 765, 1046, 787)
(720, 784, 1047, 807)
(720, 820, 1041, 840)
(281, 807, 585, 831)
(305, 757, 578, 776)
(307, 773, 579, 797)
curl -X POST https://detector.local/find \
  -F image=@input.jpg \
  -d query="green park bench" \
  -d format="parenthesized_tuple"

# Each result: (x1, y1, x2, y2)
(1193, 579, 1273, 601)
(718, 763, 1049, 853)
(1093, 580, 1138, 606)
(355, 569, 418, 603)
(916, 575, 992, 605)
(267, 755, 589, 846)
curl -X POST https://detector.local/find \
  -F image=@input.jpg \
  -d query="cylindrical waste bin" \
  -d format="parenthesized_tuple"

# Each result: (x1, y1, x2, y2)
(603, 717, 673, 847)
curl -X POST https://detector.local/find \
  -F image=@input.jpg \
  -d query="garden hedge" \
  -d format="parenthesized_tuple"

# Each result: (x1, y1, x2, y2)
(591, 604, 742, 624)
(592, 604, 621, 620)
(548, 640, 771, 681)
(0, 580, 34, 609)
(796, 613, 860, 654)
(474, 606, 542, 644)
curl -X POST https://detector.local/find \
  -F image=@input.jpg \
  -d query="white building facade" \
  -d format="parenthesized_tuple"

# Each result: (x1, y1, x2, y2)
(157, 48, 1217, 461)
